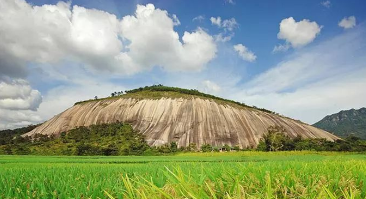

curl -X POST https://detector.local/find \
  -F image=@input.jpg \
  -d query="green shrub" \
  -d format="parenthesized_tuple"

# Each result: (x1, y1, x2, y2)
(201, 144, 213, 152)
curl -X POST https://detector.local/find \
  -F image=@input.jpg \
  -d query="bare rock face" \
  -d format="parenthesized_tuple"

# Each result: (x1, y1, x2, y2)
(24, 97, 339, 148)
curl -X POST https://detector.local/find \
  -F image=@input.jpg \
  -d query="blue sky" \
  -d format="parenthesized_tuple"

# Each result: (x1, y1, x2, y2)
(0, 0, 366, 129)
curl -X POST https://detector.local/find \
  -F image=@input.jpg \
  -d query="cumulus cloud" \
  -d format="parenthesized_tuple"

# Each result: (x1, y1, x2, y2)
(0, 0, 123, 74)
(0, 109, 42, 130)
(0, 78, 42, 129)
(321, 1, 331, 8)
(119, 4, 216, 72)
(338, 16, 356, 29)
(0, 0, 217, 76)
(233, 44, 257, 62)
(0, 79, 42, 111)
(276, 17, 322, 50)
(0, 51, 28, 78)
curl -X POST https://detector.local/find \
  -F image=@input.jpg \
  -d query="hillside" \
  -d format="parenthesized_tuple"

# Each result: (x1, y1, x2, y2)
(313, 108, 366, 139)
(0, 125, 39, 145)
(0, 123, 149, 155)
(23, 85, 339, 148)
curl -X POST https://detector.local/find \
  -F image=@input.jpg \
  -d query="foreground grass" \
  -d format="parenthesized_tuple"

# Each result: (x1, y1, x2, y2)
(0, 151, 366, 198)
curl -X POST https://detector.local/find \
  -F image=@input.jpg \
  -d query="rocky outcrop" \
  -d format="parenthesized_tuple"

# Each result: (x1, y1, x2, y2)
(24, 97, 339, 148)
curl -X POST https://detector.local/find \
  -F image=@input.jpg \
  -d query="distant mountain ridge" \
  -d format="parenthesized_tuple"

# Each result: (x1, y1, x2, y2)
(313, 108, 366, 139)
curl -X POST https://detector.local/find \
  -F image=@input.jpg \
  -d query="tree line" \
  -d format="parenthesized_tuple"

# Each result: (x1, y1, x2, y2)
(0, 123, 149, 155)
(75, 84, 278, 114)
(256, 126, 366, 152)
(1, 124, 366, 155)
(124, 85, 276, 114)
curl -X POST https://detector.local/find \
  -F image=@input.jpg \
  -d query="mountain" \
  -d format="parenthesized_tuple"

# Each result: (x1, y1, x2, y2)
(23, 85, 338, 148)
(313, 108, 366, 139)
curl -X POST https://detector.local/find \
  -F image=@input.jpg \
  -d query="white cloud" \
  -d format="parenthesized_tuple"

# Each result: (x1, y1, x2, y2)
(210, 16, 238, 42)
(0, 78, 42, 129)
(210, 17, 238, 31)
(222, 18, 238, 31)
(231, 26, 366, 124)
(225, 0, 235, 5)
(338, 16, 356, 29)
(0, 0, 217, 76)
(171, 14, 181, 26)
(277, 17, 322, 48)
(273, 43, 290, 53)
(214, 33, 234, 42)
(0, 0, 123, 74)
(321, 1, 331, 8)
(233, 44, 257, 62)
(210, 17, 222, 27)
(119, 4, 217, 72)
(2, 0, 131, 71)
(193, 15, 205, 22)
(0, 89, 41, 111)
(200, 80, 221, 94)
(0, 79, 42, 111)
(0, 109, 42, 130)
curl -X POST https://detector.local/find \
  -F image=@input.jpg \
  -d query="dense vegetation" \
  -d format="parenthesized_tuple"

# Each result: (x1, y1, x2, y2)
(2, 123, 366, 197)
(0, 123, 151, 155)
(75, 85, 277, 114)
(314, 107, 366, 139)
(1, 152, 366, 198)
(0, 124, 39, 145)
(2, 123, 366, 155)
(0, 122, 220, 155)
(256, 126, 366, 152)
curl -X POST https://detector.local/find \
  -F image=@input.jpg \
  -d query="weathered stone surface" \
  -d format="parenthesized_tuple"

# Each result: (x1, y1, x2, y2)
(24, 97, 339, 148)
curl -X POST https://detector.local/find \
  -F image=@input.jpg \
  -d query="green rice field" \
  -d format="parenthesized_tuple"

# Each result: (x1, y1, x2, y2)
(1, 151, 366, 198)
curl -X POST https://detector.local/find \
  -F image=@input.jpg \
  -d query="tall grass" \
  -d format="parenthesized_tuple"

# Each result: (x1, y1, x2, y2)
(0, 152, 365, 198)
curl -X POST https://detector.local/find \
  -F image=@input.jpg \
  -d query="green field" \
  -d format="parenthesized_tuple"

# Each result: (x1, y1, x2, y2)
(1, 152, 366, 198)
